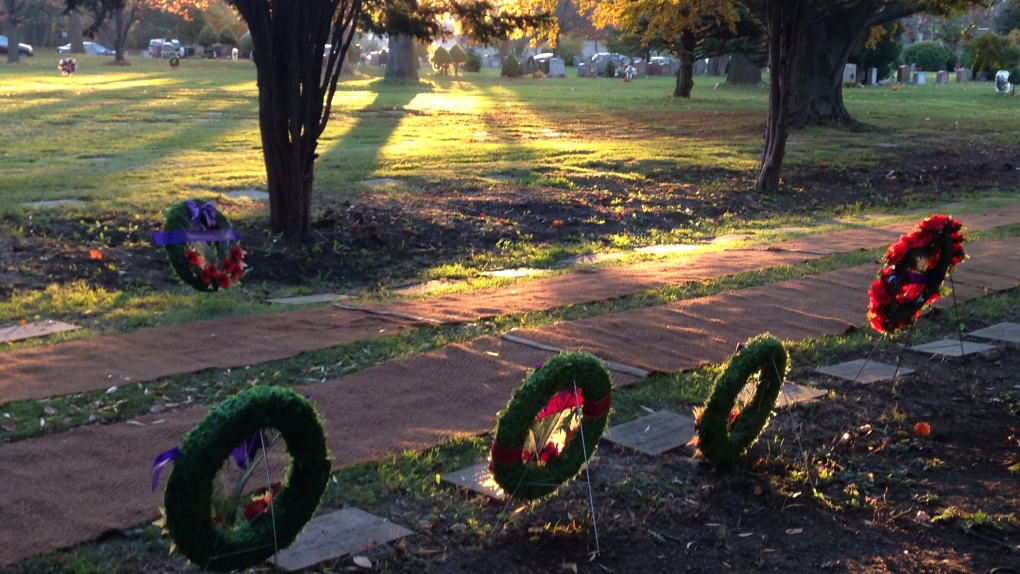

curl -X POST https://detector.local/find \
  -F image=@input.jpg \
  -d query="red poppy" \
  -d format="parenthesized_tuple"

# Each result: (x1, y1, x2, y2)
(217, 274, 232, 289)
(200, 268, 214, 285)
(230, 245, 244, 262)
(537, 390, 584, 420)
(185, 249, 202, 266)
(243, 482, 281, 521)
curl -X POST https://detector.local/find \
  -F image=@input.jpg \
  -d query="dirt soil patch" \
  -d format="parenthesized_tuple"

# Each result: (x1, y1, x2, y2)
(2, 141, 1018, 302)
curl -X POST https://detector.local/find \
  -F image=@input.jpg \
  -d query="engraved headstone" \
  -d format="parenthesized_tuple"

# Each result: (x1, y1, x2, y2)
(815, 359, 914, 383)
(957, 68, 970, 83)
(898, 65, 911, 83)
(441, 461, 505, 500)
(271, 507, 413, 572)
(0, 320, 80, 343)
(968, 322, 1020, 343)
(907, 339, 996, 357)
(548, 57, 566, 77)
(869, 67, 878, 85)
(937, 70, 949, 84)
(843, 63, 857, 84)
(601, 411, 695, 456)
(914, 71, 926, 85)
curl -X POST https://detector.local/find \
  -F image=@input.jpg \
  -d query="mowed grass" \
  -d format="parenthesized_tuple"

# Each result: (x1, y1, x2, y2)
(3, 56, 1018, 218)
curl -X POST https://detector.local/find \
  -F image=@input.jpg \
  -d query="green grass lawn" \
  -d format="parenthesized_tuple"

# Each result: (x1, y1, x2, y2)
(2, 56, 1017, 217)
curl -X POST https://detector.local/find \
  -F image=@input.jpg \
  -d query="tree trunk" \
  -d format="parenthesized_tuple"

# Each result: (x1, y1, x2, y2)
(756, 0, 804, 194)
(707, 55, 728, 76)
(111, 7, 129, 64)
(384, 34, 419, 81)
(788, 6, 873, 128)
(4, 0, 21, 65)
(726, 52, 761, 84)
(69, 11, 85, 53)
(673, 52, 695, 98)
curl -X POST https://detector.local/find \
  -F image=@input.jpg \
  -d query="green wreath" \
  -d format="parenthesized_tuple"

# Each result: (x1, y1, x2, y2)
(490, 352, 612, 500)
(159, 199, 245, 292)
(696, 334, 788, 469)
(169, 54, 181, 68)
(164, 386, 331, 572)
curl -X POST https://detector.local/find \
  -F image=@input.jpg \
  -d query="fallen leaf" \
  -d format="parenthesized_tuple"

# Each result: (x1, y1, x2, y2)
(913, 422, 931, 437)
(18, 319, 27, 326)
(449, 523, 467, 532)
(43, 406, 57, 415)
(552, 219, 563, 228)
(352, 555, 372, 568)
(127, 420, 146, 426)
(418, 519, 437, 530)
(150, 404, 167, 414)
(738, 532, 753, 537)
(106, 386, 118, 394)
(527, 526, 544, 534)
(89, 250, 103, 260)
(561, 563, 577, 573)
(785, 528, 803, 535)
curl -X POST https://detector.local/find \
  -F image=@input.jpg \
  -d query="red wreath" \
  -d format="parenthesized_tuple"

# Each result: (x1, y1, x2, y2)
(867, 214, 965, 334)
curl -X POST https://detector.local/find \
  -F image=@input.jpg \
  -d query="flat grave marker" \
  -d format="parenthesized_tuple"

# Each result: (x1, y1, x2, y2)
(634, 244, 700, 256)
(222, 189, 269, 202)
(0, 320, 80, 343)
(361, 178, 404, 187)
(441, 461, 505, 500)
(736, 382, 827, 407)
(561, 252, 624, 266)
(968, 322, 1020, 344)
(908, 339, 996, 357)
(601, 411, 695, 456)
(267, 293, 348, 305)
(479, 268, 550, 278)
(20, 199, 87, 209)
(815, 359, 914, 383)
(271, 507, 413, 572)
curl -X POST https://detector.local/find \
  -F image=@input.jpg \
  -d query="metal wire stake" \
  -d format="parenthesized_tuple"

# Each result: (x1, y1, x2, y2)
(259, 429, 280, 572)
(849, 338, 883, 388)
(948, 272, 975, 410)
(572, 378, 601, 559)
(891, 322, 916, 393)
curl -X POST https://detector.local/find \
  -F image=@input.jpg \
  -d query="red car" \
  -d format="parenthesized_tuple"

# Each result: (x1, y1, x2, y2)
(0, 34, 34, 57)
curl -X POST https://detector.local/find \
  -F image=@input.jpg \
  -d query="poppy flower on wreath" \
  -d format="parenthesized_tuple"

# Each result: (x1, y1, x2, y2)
(867, 214, 965, 335)
(156, 200, 246, 292)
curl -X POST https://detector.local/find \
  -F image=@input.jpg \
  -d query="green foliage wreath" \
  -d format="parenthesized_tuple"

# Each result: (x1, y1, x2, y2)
(161, 199, 245, 292)
(490, 352, 612, 501)
(696, 335, 788, 469)
(164, 386, 331, 572)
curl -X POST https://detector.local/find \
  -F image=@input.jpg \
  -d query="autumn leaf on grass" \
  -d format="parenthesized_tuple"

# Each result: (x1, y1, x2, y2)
(89, 250, 103, 260)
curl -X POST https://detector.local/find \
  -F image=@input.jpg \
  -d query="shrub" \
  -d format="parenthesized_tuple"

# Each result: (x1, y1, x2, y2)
(197, 25, 217, 49)
(966, 33, 1020, 76)
(218, 26, 238, 46)
(501, 54, 521, 77)
(848, 21, 903, 82)
(557, 34, 583, 66)
(239, 33, 253, 58)
(432, 46, 452, 75)
(605, 60, 617, 78)
(901, 41, 956, 71)
(463, 49, 482, 72)
(448, 44, 467, 74)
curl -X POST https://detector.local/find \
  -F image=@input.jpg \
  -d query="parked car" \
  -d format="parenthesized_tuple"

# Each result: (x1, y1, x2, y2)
(56, 42, 115, 56)
(0, 35, 34, 57)
(148, 38, 180, 58)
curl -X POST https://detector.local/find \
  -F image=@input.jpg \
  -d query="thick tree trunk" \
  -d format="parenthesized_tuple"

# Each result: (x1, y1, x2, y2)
(384, 34, 419, 81)
(111, 8, 129, 64)
(673, 52, 695, 98)
(788, 6, 873, 128)
(69, 11, 85, 53)
(756, 1, 804, 194)
(707, 54, 728, 76)
(5, 11, 20, 64)
(726, 52, 761, 84)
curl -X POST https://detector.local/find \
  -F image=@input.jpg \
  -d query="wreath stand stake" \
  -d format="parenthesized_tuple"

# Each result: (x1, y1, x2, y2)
(572, 378, 602, 559)
(259, 429, 281, 571)
(889, 321, 917, 394)
(947, 273, 976, 412)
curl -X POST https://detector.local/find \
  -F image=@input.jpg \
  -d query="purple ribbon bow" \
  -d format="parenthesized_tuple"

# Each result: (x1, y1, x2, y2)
(186, 200, 218, 230)
(151, 447, 180, 492)
(230, 430, 264, 469)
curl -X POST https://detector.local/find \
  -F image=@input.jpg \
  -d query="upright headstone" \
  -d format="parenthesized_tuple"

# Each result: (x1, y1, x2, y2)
(694, 58, 708, 74)
(843, 63, 857, 84)
(572, 55, 580, 67)
(914, 71, 926, 85)
(548, 57, 565, 77)
(936, 70, 949, 84)
(577, 62, 591, 77)
(633, 60, 647, 77)
(910, 63, 917, 75)
(957, 68, 970, 83)
(869, 67, 877, 85)
(897, 65, 911, 83)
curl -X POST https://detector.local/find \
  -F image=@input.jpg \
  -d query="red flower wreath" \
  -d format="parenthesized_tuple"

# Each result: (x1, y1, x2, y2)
(867, 214, 965, 334)
(185, 244, 246, 290)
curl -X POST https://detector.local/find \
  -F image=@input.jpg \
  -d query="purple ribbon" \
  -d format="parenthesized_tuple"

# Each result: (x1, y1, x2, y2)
(230, 431, 263, 469)
(152, 228, 241, 245)
(151, 447, 180, 492)
(186, 200, 218, 229)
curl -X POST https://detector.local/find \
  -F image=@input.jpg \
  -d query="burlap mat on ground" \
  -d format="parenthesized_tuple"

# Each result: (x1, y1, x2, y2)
(339, 249, 815, 323)
(0, 308, 417, 405)
(507, 237, 1020, 374)
(0, 336, 642, 567)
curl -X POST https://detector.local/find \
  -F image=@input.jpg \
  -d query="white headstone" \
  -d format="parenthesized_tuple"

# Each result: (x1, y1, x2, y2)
(869, 67, 877, 85)
(271, 508, 413, 572)
(914, 71, 926, 85)
(843, 63, 857, 84)
(995, 69, 1012, 94)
